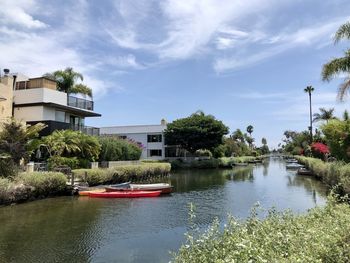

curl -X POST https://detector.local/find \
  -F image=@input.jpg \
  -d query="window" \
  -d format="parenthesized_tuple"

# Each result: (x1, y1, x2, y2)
(149, 149, 162, 157)
(147, 134, 162, 142)
(55, 110, 66, 122)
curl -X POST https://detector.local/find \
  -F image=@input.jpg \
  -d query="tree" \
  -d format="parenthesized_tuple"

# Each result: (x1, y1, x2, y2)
(344, 110, 350, 121)
(322, 119, 350, 161)
(260, 138, 269, 155)
(164, 111, 229, 153)
(246, 125, 254, 137)
(0, 119, 45, 164)
(261, 138, 267, 146)
(232, 129, 245, 143)
(313, 107, 336, 123)
(41, 130, 101, 168)
(245, 134, 254, 149)
(44, 67, 92, 97)
(322, 21, 350, 101)
(304, 86, 314, 143)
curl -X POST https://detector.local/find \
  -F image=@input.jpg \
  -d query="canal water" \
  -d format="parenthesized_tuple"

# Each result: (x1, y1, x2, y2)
(0, 158, 327, 263)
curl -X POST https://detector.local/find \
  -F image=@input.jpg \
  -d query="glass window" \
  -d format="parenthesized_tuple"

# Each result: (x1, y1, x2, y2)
(55, 111, 65, 122)
(147, 134, 162, 142)
(149, 149, 162, 157)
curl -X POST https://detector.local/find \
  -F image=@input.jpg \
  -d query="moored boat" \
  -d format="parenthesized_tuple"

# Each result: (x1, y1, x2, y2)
(130, 183, 173, 194)
(88, 190, 162, 198)
(286, 163, 303, 169)
(297, 168, 313, 176)
(79, 188, 105, 196)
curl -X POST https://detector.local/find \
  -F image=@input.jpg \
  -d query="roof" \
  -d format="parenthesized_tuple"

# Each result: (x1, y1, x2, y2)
(14, 102, 101, 117)
(100, 124, 167, 134)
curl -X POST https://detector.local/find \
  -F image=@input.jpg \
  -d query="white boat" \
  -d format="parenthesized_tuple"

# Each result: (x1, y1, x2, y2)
(286, 163, 303, 169)
(130, 183, 173, 194)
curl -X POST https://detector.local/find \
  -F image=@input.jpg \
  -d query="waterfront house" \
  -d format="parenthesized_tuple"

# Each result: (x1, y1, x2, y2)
(0, 69, 101, 136)
(100, 120, 167, 160)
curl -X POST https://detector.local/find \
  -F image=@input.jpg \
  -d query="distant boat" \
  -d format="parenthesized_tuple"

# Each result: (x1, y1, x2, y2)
(286, 159, 298, 163)
(88, 190, 162, 198)
(297, 168, 313, 176)
(286, 163, 303, 169)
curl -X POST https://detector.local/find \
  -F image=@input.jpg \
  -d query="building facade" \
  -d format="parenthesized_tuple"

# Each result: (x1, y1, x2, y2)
(100, 121, 167, 160)
(0, 71, 101, 136)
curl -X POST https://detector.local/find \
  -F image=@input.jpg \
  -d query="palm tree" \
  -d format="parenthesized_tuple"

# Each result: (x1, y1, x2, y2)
(261, 137, 267, 146)
(322, 21, 350, 100)
(44, 67, 92, 97)
(304, 86, 314, 143)
(246, 125, 254, 137)
(312, 107, 336, 123)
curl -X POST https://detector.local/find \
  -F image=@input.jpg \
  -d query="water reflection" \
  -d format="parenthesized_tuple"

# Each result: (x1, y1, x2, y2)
(0, 158, 328, 263)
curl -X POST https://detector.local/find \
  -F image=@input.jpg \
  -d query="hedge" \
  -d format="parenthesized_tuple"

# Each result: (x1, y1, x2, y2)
(73, 163, 171, 186)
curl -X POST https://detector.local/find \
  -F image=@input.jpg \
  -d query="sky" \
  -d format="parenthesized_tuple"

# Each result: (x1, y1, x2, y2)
(1, 0, 350, 148)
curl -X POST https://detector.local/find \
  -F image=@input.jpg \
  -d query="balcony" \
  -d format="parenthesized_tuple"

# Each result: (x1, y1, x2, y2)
(68, 96, 94, 111)
(27, 121, 100, 136)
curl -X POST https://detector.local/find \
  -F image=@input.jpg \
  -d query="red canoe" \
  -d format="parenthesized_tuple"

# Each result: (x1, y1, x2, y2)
(88, 190, 162, 198)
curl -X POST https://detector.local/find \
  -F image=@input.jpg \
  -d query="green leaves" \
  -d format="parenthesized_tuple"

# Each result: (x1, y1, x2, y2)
(164, 111, 229, 153)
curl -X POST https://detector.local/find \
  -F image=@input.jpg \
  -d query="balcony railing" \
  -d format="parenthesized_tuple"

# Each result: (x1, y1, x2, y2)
(27, 121, 100, 136)
(71, 124, 100, 136)
(68, 96, 94, 111)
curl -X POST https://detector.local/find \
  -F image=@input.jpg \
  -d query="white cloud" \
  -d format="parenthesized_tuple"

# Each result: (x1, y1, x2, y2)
(0, 0, 47, 29)
(214, 17, 348, 72)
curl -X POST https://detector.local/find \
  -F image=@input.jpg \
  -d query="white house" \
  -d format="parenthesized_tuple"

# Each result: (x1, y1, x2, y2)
(100, 120, 167, 160)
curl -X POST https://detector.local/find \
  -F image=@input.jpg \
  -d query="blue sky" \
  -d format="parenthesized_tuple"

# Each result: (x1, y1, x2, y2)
(1, 0, 350, 148)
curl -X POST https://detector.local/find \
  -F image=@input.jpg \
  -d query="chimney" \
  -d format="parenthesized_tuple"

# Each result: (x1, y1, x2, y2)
(3, 69, 10, 76)
(161, 119, 167, 125)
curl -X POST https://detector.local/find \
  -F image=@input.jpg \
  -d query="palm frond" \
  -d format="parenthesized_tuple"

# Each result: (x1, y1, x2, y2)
(334, 21, 350, 43)
(337, 77, 350, 101)
(70, 84, 93, 97)
(322, 55, 350, 81)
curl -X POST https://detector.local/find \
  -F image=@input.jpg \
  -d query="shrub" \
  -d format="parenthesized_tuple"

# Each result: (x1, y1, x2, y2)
(73, 163, 171, 186)
(195, 149, 212, 158)
(311, 142, 329, 159)
(47, 156, 80, 170)
(295, 156, 350, 194)
(0, 159, 18, 178)
(99, 137, 142, 161)
(172, 201, 350, 262)
(18, 172, 67, 197)
(218, 156, 256, 168)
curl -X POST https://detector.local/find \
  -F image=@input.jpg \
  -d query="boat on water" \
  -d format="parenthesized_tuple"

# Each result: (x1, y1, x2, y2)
(113, 183, 173, 194)
(297, 168, 313, 176)
(286, 159, 298, 163)
(88, 190, 162, 198)
(286, 163, 303, 169)
(79, 188, 105, 196)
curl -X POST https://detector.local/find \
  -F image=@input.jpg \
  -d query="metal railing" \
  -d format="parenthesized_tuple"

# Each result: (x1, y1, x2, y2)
(71, 124, 100, 136)
(68, 96, 94, 111)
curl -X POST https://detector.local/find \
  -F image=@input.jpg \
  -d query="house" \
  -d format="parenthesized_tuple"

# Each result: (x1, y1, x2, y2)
(0, 69, 101, 136)
(100, 119, 192, 160)
(100, 120, 167, 160)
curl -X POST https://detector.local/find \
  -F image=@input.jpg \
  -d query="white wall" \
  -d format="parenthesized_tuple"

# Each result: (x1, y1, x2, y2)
(14, 106, 55, 122)
(14, 88, 67, 106)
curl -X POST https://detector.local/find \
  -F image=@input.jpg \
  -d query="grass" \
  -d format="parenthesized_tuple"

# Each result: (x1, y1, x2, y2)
(295, 156, 350, 194)
(0, 172, 68, 205)
(172, 196, 350, 262)
(73, 162, 171, 186)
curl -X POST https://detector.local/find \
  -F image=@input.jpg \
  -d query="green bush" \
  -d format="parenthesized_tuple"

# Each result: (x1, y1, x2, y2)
(0, 159, 18, 178)
(99, 137, 142, 161)
(73, 163, 171, 186)
(218, 156, 256, 168)
(295, 156, 350, 194)
(173, 200, 350, 262)
(18, 172, 67, 197)
(47, 156, 80, 170)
